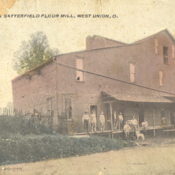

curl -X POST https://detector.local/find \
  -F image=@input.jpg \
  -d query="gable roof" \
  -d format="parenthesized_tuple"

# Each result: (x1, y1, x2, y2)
(11, 58, 53, 82)
(133, 29, 175, 44)
(12, 29, 175, 81)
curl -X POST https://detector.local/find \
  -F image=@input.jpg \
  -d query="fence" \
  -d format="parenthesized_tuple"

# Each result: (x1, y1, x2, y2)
(0, 108, 15, 116)
(0, 108, 54, 128)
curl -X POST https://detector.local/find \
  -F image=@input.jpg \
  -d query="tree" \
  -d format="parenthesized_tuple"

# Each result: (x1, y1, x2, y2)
(13, 31, 59, 74)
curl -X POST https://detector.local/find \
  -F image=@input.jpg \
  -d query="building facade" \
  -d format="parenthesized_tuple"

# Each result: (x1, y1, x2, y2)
(12, 29, 175, 134)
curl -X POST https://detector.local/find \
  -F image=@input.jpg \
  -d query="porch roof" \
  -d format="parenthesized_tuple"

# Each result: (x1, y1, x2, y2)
(102, 91, 174, 103)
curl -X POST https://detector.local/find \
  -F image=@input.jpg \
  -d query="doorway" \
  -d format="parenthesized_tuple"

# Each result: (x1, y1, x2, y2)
(90, 105, 97, 118)
(139, 107, 144, 125)
(170, 111, 175, 125)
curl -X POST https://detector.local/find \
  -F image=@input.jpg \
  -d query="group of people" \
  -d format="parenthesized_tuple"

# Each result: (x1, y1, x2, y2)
(82, 110, 150, 134)
(82, 110, 105, 133)
(123, 117, 148, 139)
(82, 110, 125, 133)
(113, 111, 124, 131)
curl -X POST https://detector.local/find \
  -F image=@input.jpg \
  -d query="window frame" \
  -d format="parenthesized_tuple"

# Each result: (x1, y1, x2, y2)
(155, 38, 158, 54)
(65, 97, 72, 120)
(172, 45, 175, 59)
(46, 97, 52, 116)
(163, 46, 169, 65)
(76, 58, 84, 82)
(159, 70, 164, 87)
(129, 62, 136, 83)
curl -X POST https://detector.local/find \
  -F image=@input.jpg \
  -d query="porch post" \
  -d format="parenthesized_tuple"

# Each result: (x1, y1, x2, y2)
(110, 103, 113, 139)
(153, 108, 155, 137)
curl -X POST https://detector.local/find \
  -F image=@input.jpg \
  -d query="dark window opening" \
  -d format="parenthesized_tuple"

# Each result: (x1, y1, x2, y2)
(139, 107, 144, 125)
(163, 47, 168, 56)
(163, 47, 168, 65)
(65, 97, 72, 119)
(170, 111, 175, 125)
(47, 98, 52, 116)
(163, 57, 168, 65)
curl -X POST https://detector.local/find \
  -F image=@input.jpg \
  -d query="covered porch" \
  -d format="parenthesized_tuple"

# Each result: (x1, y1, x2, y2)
(76, 125, 175, 138)
(100, 91, 175, 138)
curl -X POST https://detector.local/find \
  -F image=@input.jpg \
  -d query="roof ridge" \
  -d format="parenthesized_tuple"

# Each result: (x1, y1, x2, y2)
(132, 28, 175, 44)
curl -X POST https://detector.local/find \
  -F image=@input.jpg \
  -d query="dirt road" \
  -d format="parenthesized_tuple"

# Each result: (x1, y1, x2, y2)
(1, 144, 175, 175)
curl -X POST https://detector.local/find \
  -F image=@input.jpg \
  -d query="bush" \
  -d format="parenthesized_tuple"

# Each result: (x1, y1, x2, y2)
(0, 115, 53, 136)
(0, 115, 135, 165)
(0, 134, 135, 165)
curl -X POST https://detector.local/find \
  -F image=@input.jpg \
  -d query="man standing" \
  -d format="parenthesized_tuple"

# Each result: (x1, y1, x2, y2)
(118, 112, 123, 130)
(99, 111, 105, 132)
(123, 121, 130, 139)
(161, 117, 167, 128)
(131, 116, 138, 136)
(90, 111, 96, 133)
(82, 110, 90, 134)
(142, 119, 148, 134)
(142, 119, 148, 129)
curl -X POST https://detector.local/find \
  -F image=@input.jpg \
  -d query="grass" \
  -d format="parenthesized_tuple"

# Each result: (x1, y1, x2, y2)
(0, 115, 135, 165)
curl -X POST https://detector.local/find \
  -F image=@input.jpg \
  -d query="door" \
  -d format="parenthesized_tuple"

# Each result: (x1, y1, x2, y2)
(90, 105, 98, 130)
(46, 97, 53, 127)
(47, 97, 52, 116)
(65, 97, 72, 119)
(170, 111, 175, 125)
(139, 107, 144, 125)
(90, 105, 97, 119)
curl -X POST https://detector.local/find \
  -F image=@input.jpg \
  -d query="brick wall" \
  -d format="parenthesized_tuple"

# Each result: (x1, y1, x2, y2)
(12, 30, 175, 133)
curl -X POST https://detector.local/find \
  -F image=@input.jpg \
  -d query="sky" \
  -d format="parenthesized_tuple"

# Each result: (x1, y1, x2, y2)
(0, 0, 175, 107)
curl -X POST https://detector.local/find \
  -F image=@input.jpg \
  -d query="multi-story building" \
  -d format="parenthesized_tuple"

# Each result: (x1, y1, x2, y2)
(12, 29, 175, 134)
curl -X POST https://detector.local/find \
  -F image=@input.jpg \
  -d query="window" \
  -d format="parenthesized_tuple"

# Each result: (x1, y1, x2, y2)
(163, 46, 168, 56)
(155, 39, 158, 54)
(163, 57, 168, 64)
(65, 97, 72, 119)
(163, 46, 168, 65)
(76, 59, 84, 81)
(47, 98, 52, 116)
(159, 71, 163, 86)
(172, 45, 175, 59)
(130, 63, 135, 82)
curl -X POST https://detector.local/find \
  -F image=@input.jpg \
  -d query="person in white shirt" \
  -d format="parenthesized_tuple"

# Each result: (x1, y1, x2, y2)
(131, 116, 138, 136)
(141, 119, 148, 129)
(141, 119, 148, 134)
(99, 111, 105, 132)
(82, 110, 90, 133)
(123, 121, 131, 139)
(132, 116, 138, 126)
(90, 111, 96, 133)
(118, 112, 123, 130)
(161, 117, 167, 128)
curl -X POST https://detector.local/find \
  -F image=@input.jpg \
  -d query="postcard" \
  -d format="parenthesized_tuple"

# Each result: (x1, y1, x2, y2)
(0, 0, 175, 174)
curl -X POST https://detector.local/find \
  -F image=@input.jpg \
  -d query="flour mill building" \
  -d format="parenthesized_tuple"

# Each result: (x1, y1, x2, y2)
(12, 29, 175, 134)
